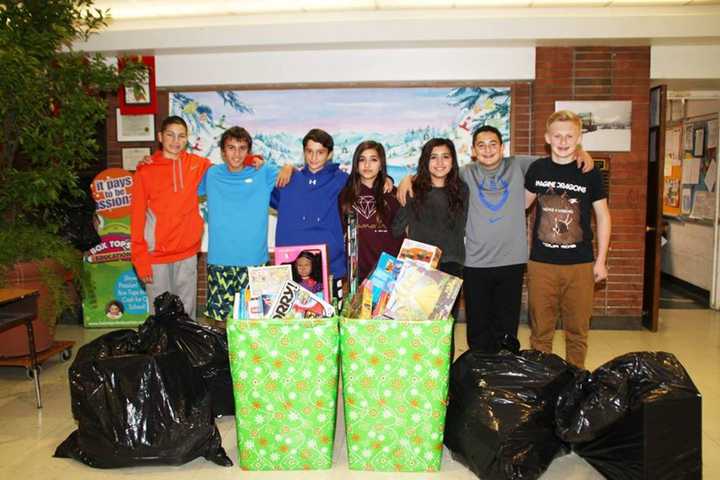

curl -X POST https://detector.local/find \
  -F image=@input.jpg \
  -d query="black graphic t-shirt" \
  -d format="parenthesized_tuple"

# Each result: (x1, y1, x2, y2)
(525, 157, 606, 264)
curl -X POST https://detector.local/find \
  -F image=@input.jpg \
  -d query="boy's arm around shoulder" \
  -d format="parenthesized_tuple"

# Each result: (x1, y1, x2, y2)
(593, 198, 611, 283)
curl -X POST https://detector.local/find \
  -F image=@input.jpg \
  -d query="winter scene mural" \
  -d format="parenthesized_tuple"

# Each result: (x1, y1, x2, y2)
(169, 87, 511, 182)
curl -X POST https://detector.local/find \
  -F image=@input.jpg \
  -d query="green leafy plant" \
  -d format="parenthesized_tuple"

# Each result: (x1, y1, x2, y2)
(0, 0, 143, 328)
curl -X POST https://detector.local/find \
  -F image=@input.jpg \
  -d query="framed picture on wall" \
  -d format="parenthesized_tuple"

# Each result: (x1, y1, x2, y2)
(555, 100, 632, 151)
(122, 147, 151, 171)
(683, 124, 694, 151)
(693, 126, 705, 157)
(116, 109, 155, 142)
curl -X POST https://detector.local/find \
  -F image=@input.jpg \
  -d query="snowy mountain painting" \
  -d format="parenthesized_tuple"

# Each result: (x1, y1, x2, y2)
(169, 87, 511, 181)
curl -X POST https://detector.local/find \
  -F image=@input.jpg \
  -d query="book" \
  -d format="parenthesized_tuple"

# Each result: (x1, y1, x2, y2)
(269, 280, 336, 319)
(382, 262, 462, 321)
(247, 264, 293, 298)
(397, 238, 443, 268)
(273, 244, 330, 301)
(366, 252, 404, 310)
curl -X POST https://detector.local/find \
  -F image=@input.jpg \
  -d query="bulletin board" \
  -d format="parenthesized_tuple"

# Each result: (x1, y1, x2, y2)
(663, 114, 719, 220)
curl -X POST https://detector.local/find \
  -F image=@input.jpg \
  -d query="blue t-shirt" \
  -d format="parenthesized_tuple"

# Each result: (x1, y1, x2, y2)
(199, 163, 278, 266)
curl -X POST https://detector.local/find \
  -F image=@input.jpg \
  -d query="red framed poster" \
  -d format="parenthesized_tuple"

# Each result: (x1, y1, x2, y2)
(118, 55, 157, 115)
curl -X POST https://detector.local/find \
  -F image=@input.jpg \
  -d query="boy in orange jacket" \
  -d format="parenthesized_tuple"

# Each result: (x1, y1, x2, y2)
(130, 116, 211, 319)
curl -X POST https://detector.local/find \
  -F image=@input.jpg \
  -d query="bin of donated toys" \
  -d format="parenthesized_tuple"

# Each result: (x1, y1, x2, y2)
(226, 316, 340, 470)
(339, 316, 453, 472)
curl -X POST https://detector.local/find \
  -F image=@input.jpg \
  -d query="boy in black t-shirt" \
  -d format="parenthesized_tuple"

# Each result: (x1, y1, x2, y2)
(524, 110, 611, 369)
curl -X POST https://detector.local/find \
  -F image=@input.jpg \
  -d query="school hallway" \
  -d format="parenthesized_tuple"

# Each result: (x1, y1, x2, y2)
(1, 307, 718, 479)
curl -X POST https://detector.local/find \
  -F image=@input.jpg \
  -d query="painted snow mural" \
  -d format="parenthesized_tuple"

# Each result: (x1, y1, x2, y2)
(169, 87, 511, 182)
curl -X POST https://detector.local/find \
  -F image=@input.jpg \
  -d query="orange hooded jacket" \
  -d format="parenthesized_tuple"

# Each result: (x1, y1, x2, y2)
(130, 150, 212, 278)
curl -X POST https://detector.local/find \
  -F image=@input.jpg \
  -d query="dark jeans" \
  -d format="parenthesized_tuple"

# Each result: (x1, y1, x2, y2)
(463, 263, 525, 353)
(439, 261, 464, 363)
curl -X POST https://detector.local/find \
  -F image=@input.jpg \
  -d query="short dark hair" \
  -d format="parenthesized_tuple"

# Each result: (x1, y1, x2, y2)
(160, 115, 188, 133)
(219, 126, 252, 151)
(302, 128, 334, 152)
(472, 125, 503, 146)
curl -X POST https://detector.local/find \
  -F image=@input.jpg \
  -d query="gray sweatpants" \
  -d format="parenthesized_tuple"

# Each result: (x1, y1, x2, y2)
(145, 255, 198, 320)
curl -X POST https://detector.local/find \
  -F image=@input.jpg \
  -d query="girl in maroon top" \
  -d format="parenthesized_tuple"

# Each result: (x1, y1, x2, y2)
(340, 141, 404, 281)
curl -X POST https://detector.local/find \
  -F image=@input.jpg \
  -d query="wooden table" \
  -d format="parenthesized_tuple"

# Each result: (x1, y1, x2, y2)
(0, 288, 42, 408)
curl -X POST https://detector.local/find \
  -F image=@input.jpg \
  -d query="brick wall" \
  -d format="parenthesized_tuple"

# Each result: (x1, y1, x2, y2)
(532, 47, 649, 319)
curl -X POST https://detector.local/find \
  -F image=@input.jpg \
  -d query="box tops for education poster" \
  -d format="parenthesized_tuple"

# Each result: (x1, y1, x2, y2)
(83, 168, 149, 328)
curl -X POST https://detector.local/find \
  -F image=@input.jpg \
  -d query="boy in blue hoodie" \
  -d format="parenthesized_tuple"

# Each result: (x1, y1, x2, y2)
(271, 129, 348, 295)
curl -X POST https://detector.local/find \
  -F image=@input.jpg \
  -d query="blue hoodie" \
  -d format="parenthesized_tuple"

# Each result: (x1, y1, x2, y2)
(271, 162, 348, 278)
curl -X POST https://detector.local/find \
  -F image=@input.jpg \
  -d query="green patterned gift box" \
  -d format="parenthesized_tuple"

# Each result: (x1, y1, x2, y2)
(339, 317, 453, 472)
(227, 317, 340, 470)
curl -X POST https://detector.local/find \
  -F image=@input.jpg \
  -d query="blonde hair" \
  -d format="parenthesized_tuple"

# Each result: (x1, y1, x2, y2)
(546, 110, 582, 132)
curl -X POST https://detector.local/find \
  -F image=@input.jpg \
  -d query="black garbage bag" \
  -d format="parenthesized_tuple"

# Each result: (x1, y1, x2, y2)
(54, 295, 232, 468)
(444, 349, 579, 480)
(137, 293, 235, 416)
(556, 352, 701, 480)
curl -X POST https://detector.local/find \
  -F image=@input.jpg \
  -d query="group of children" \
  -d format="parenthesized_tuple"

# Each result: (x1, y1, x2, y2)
(130, 109, 610, 369)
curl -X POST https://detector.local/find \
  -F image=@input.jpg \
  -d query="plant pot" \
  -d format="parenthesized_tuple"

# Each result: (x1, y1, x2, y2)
(0, 259, 75, 357)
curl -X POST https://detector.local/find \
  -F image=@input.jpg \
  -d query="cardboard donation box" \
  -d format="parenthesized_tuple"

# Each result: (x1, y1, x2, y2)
(226, 317, 340, 470)
(339, 317, 453, 472)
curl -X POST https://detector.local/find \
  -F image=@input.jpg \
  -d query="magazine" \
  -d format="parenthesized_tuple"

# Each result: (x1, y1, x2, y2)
(269, 280, 336, 319)
(382, 262, 462, 321)
(247, 264, 293, 298)
(397, 238, 443, 268)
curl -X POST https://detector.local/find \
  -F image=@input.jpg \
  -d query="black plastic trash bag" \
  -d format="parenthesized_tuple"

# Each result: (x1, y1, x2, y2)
(54, 295, 232, 468)
(137, 293, 235, 416)
(444, 349, 578, 480)
(556, 352, 701, 480)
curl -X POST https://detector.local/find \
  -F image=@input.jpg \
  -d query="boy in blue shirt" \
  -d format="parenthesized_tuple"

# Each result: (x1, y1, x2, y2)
(200, 126, 292, 321)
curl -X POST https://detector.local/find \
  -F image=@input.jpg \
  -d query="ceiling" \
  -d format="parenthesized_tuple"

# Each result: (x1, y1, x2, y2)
(94, 0, 720, 19)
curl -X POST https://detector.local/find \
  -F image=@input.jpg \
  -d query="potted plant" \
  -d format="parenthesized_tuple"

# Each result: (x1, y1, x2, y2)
(0, 0, 142, 354)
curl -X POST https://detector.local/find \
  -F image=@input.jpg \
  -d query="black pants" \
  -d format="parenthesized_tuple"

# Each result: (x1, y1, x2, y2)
(463, 263, 525, 353)
(439, 261, 464, 363)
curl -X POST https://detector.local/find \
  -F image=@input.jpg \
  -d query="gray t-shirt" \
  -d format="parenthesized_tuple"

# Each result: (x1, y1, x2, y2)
(461, 155, 537, 268)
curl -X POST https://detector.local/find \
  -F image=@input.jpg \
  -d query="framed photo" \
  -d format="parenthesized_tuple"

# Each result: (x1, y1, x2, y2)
(273, 244, 330, 302)
(121, 147, 151, 171)
(124, 69, 151, 105)
(118, 56, 157, 115)
(116, 109, 155, 142)
(555, 100, 632, 151)
(683, 124, 694, 151)
(693, 126, 705, 157)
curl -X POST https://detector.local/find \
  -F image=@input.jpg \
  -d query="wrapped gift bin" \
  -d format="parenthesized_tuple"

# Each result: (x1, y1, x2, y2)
(339, 316, 453, 472)
(227, 317, 340, 470)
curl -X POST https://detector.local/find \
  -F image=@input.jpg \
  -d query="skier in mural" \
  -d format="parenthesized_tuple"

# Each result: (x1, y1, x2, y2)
(397, 125, 594, 355)
(525, 110, 611, 369)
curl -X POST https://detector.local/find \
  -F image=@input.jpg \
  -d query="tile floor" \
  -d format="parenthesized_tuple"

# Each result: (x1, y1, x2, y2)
(1, 308, 717, 479)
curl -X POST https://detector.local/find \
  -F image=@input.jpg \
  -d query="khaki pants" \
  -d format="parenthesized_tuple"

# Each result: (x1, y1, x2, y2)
(527, 260, 594, 369)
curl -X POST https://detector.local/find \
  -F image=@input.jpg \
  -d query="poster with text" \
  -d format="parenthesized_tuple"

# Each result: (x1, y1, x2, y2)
(83, 168, 149, 327)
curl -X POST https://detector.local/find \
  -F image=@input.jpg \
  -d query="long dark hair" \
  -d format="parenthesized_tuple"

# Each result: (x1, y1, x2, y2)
(412, 138, 464, 221)
(339, 140, 391, 224)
